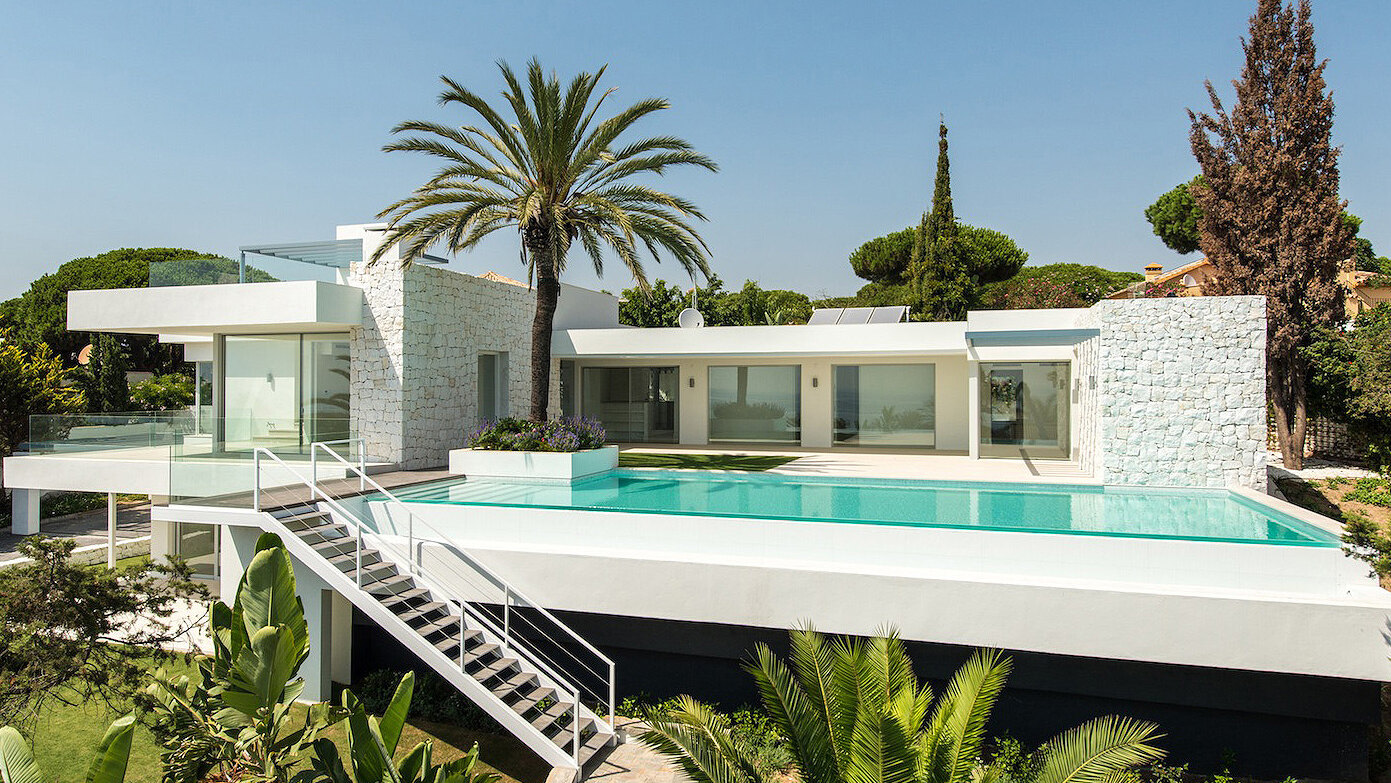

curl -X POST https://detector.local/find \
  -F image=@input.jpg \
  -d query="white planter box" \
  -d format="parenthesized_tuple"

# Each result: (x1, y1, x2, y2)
(447, 445, 618, 481)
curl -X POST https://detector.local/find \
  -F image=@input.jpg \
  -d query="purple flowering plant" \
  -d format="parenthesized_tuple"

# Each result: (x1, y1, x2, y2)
(467, 416, 607, 452)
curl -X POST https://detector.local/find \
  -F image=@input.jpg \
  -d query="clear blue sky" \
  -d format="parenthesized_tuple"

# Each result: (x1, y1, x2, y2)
(1, 0, 1387, 301)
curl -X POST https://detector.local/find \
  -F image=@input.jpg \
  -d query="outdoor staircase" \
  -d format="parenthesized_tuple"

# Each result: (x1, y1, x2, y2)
(250, 444, 617, 775)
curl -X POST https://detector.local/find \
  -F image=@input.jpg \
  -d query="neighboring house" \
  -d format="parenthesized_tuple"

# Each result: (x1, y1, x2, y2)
(1108, 257, 1391, 318)
(2, 222, 1386, 780)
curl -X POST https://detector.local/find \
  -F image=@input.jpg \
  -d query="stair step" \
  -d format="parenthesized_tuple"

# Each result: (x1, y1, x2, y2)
(581, 731, 613, 764)
(510, 685, 558, 716)
(414, 614, 464, 638)
(328, 549, 381, 569)
(379, 587, 432, 608)
(491, 670, 538, 701)
(310, 537, 357, 556)
(552, 726, 610, 761)
(433, 635, 490, 660)
(364, 573, 416, 595)
(277, 508, 333, 525)
(395, 601, 450, 623)
(473, 656, 518, 682)
(530, 702, 590, 736)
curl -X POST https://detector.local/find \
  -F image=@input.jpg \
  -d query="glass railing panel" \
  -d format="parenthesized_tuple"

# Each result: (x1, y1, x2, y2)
(26, 411, 200, 455)
(168, 417, 359, 506)
(147, 256, 341, 287)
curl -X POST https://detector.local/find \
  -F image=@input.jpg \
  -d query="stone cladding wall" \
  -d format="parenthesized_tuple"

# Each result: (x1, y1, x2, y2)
(1092, 296, 1267, 488)
(349, 263, 537, 469)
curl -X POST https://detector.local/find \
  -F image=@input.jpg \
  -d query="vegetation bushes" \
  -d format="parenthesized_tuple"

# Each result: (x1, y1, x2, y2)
(0, 537, 205, 729)
(618, 276, 813, 327)
(466, 417, 606, 452)
(354, 669, 503, 733)
(129, 374, 195, 412)
(641, 625, 1165, 783)
(143, 534, 497, 783)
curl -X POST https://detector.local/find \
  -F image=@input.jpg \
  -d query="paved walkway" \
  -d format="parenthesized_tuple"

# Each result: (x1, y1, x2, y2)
(0, 500, 151, 562)
(588, 718, 688, 783)
(621, 445, 1094, 483)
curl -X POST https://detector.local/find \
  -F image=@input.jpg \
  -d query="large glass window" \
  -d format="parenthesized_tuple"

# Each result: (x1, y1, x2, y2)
(581, 367, 678, 443)
(833, 364, 936, 448)
(174, 521, 219, 579)
(708, 365, 801, 443)
(979, 362, 1071, 459)
(221, 333, 350, 452)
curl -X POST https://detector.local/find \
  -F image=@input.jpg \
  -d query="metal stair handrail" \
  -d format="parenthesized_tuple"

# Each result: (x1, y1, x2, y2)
(308, 440, 616, 718)
(249, 447, 591, 767)
(252, 444, 615, 734)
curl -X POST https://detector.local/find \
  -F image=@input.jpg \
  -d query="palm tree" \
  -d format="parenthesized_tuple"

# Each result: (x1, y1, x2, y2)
(373, 59, 717, 420)
(641, 627, 1164, 783)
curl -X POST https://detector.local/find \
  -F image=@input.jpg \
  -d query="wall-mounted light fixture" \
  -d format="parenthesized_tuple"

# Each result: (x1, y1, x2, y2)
(811, 377, 819, 388)
(688, 377, 695, 388)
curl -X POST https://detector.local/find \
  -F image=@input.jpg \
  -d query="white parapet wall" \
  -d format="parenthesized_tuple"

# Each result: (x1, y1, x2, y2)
(345, 495, 1391, 683)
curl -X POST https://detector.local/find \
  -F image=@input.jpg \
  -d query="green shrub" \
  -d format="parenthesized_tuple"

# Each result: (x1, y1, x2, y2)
(354, 669, 503, 732)
(1346, 477, 1391, 508)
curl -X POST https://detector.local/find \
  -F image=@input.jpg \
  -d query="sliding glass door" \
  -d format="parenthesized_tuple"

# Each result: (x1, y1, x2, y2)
(708, 365, 801, 443)
(580, 367, 678, 443)
(221, 333, 351, 453)
(978, 362, 1071, 459)
(833, 364, 936, 447)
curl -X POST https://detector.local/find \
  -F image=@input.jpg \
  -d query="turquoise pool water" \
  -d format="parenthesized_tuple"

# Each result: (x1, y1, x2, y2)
(388, 469, 1339, 546)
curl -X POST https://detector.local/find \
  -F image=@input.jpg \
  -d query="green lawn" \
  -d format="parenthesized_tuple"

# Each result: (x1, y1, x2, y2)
(618, 452, 798, 471)
(24, 659, 546, 783)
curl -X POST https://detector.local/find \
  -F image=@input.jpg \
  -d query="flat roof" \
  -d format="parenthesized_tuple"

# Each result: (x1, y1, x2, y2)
(552, 321, 970, 359)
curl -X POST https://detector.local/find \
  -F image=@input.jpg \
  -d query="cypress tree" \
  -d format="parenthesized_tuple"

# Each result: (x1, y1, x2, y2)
(1188, 0, 1354, 469)
(91, 334, 129, 413)
(913, 121, 973, 320)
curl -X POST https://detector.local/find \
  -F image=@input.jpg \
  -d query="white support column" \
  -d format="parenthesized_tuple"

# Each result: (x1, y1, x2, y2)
(220, 525, 261, 599)
(106, 492, 117, 568)
(11, 489, 40, 536)
(331, 591, 353, 684)
(294, 562, 335, 703)
(966, 358, 981, 459)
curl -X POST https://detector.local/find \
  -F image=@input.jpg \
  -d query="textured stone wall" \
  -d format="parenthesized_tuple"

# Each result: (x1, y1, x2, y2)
(350, 263, 406, 465)
(349, 263, 536, 469)
(1092, 296, 1267, 488)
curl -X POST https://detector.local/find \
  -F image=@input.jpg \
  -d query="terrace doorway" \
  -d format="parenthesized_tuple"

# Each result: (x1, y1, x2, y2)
(978, 362, 1071, 459)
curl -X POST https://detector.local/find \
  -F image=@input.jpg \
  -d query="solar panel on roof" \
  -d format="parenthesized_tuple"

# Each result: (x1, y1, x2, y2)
(837, 307, 874, 324)
(806, 308, 842, 324)
(867, 306, 909, 323)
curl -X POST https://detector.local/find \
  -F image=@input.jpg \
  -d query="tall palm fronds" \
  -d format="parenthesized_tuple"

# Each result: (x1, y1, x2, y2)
(642, 627, 1164, 783)
(374, 59, 717, 420)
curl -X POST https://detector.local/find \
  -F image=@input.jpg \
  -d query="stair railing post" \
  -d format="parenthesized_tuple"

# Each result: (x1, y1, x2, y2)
(408, 510, 415, 576)
(311, 447, 317, 487)
(503, 586, 511, 648)
(358, 440, 365, 492)
(253, 450, 261, 512)
(355, 517, 363, 588)
(608, 661, 615, 729)
(459, 608, 467, 670)
(573, 692, 581, 764)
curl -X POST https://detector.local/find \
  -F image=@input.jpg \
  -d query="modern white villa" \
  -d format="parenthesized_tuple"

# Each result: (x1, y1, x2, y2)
(4, 223, 1388, 780)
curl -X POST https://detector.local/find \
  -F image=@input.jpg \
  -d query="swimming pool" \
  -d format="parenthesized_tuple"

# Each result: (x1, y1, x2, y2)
(387, 469, 1338, 547)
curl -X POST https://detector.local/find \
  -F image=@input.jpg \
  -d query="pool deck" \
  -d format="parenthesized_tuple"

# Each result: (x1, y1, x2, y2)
(618, 445, 1098, 483)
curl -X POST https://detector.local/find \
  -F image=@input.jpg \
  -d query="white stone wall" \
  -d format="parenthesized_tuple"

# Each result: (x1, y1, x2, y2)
(349, 262, 407, 465)
(1092, 296, 1266, 488)
(349, 263, 537, 469)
